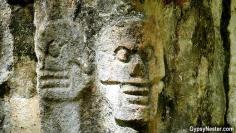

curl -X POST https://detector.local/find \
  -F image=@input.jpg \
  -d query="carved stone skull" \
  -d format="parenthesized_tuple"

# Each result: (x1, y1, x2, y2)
(96, 16, 165, 129)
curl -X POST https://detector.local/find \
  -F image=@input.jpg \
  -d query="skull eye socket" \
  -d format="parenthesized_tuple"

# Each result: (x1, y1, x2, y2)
(145, 47, 153, 60)
(115, 47, 130, 62)
(140, 46, 154, 61)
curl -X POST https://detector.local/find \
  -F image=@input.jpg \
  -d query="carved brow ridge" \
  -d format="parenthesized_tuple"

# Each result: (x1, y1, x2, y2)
(114, 46, 138, 54)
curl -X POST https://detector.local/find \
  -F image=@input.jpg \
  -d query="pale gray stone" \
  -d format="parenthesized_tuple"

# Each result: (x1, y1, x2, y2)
(35, 20, 93, 101)
(95, 16, 165, 132)
(35, 19, 94, 132)
(0, 0, 14, 85)
(0, 1, 13, 132)
(9, 0, 229, 133)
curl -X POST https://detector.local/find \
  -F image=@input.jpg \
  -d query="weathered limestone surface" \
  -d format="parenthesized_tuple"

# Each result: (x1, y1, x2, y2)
(2, 1, 41, 132)
(0, 0, 233, 132)
(34, 0, 154, 132)
(0, 0, 13, 132)
(143, 0, 226, 132)
(95, 15, 165, 132)
(34, 0, 227, 132)
(34, 1, 95, 132)
(35, 20, 94, 132)
(228, 0, 236, 132)
(5, 58, 40, 133)
(0, 0, 13, 85)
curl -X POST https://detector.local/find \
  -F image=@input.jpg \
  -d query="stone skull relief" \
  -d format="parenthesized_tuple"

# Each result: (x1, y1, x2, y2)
(35, 20, 94, 101)
(96, 16, 164, 131)
(35, 20, 95, 132)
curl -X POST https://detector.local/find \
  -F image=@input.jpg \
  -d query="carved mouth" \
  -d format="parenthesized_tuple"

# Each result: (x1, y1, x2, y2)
(100, 80, 150, 105)
(122, 85, 149, 96)
(121, 85, 149, 105)
(124, 94, 149, 105)
(100, 79, 150, 86)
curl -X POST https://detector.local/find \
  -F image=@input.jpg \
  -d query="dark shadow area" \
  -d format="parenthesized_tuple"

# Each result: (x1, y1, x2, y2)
(115, 119, 148, 133)
(7, 0, 33, 6)
(0, 83, 10, 98)
(0, 83, 10, 132)
(8, 1, 37, 61)
(220, 0, 231, 128)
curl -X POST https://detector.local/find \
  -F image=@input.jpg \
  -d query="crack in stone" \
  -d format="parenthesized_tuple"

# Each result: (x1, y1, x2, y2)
(220, 0, 231, 127)
(7, 0, 33, 6)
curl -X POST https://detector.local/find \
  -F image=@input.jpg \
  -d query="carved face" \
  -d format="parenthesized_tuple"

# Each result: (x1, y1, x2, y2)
(96, 18, 164, 124)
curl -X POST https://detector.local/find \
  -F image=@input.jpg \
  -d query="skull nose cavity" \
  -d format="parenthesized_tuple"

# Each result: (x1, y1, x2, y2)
(129, 58, 145, 77)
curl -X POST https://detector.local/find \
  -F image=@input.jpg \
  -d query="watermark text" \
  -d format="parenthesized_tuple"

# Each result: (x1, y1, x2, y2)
(189, 126, 234, 132)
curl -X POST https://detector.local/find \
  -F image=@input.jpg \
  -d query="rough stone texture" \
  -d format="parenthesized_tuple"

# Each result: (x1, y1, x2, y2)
(228, 0, 236, 131)
(1, 2, 41, 133)
(95, 15, 165, 132)
(0, 0, 14, 85)
(0, 98, 5, 132)
(35, 20, 94, 132)
(6, 96, 41, 133)
(34, 1, 95, 132)
(34, 0, 228, 132)
(0, 0, 13, 132)
(0, 0, 234, 132)
(4, 57, 40, 133)
(7, 57, 36, 98)
(34, 0, 148, 132)
(143, 0, 226, 132)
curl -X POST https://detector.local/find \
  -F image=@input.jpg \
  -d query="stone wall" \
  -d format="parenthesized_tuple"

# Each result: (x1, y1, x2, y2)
(228, 0, 236, 131)
(1, 0, 40, 132)
(0, 0, 235, 133)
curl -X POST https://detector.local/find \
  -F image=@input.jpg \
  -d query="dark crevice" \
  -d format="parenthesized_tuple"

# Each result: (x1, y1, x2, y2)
(162, 0, 186, 7)
(0, 83, 8, 132)
(7, 0, 33, 6)
(158, 90, 176, 132)
(0, 81, 11, 132)
(8, 1, 37, 61)
(0, 83, 11, 98)
(173, 8, 181, 56)
(73, 1, 82, 21)
(115, 119, 147, 132)
(220, 0, 231, 127)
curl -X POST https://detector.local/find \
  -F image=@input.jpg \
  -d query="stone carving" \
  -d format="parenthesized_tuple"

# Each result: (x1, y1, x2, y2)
(0, 0, 13, 85)
(35, 19, 94, 132)
(35, 20, 93, 100)
(96, 16, 165, 132)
